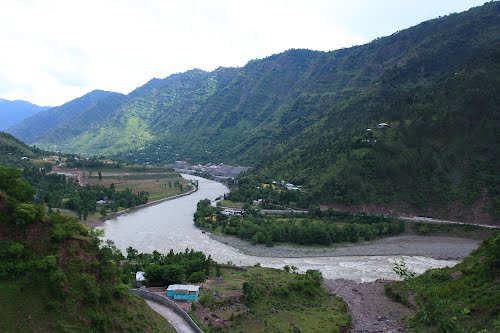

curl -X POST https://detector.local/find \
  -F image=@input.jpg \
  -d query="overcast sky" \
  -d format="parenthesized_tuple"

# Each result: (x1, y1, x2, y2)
(0, 0, 487, 106)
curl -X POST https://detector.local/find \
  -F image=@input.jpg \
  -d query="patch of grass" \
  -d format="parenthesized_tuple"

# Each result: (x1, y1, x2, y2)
(0, 280, 175, 333)
(196, 266, 350, 333)
(219, 200, 245, 209)
(0, 280, 55, 332)
(87, 172, 192, 202)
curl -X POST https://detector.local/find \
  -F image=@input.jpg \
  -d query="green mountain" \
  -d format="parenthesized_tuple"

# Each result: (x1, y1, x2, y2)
(7, 2, 500, 222)
(6, 90, 126, 146)
(0, 99, 50, 131)
(0, 132, 46, 167)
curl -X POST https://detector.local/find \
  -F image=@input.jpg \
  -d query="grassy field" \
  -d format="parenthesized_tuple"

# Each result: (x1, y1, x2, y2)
(86, 171, 193, 201)
(0, 280, 175, 333)
(219, 200, 245, 209)
(192, 266, 350, 333)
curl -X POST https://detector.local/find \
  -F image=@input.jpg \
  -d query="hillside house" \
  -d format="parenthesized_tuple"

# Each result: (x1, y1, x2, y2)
(166, 284, 200, 301)
(135, 271, 146, 287)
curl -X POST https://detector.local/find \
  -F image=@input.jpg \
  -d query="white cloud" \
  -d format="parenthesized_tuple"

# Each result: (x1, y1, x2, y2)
(0, 0, 486, 106)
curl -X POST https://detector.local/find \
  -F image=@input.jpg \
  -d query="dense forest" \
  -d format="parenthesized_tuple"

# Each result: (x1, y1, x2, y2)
(7, 3, 500, 222)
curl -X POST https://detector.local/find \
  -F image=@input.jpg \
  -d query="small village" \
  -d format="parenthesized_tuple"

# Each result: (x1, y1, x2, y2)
(172, 161, 249, 181)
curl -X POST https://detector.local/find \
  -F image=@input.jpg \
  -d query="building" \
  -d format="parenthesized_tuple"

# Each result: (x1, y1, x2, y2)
(221, 208, 243, 215)
(166, 284, 200, 301)
(253, 198, 263, 206)
(378, 123, 390, 128)
(136, 271, 146, 287)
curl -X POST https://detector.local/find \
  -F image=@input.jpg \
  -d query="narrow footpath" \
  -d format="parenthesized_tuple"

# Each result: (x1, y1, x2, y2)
(145, 300, 197, 333)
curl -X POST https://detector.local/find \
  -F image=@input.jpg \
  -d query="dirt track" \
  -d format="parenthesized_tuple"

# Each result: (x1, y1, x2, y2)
(324, 279, 414, 333)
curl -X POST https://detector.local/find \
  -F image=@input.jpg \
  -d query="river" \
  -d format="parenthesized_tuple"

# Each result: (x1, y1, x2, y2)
(99, 175, 458, 282)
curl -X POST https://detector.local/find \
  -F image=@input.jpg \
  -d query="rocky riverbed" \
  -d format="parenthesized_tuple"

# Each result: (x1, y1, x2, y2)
(323, 279, 415, 333)
(208, 234, 480, 260)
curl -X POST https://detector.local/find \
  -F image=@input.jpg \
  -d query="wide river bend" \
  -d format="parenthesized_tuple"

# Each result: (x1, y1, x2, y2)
(100, 175, 459, 282)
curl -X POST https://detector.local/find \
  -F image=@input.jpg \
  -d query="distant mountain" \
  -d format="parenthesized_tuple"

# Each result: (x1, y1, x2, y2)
(7, 2, 500, 221)
(0, 99, 50, 130)
(6, 90, 126, 145)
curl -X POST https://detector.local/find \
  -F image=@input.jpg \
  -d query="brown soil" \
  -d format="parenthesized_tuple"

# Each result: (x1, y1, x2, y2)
(323, 279, 415, 333)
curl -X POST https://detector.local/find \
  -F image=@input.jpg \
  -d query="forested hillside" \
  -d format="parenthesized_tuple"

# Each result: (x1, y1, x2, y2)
(7, 90, 126, 144)
(0, 98, 49, 130)
(0, 166, 174, 332)
(7, 2, 500, 222)
(0, 132, 46, 167)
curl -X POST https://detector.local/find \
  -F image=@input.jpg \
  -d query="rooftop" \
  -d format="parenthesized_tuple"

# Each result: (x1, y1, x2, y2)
(167, 284, 200, 292)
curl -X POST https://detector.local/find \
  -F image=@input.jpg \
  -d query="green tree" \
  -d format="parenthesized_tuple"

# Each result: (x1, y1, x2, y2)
(162, 265, 186, 285)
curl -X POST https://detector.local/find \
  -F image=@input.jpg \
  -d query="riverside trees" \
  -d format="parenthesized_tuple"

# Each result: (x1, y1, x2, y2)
(194, 199, 405, 246)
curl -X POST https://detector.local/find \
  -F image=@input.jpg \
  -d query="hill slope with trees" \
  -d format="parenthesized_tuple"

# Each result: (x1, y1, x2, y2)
(7, 2, 500, 222)
(6, 90, 127, 145)
(0, 132, 47, 167)
(0, 98, 49, 131)
(0, 166, 174, 332)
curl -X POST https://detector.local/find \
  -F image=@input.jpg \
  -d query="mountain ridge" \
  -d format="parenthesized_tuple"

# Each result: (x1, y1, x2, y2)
(0, 99, 50, 131)
(6, 2, 500, 221)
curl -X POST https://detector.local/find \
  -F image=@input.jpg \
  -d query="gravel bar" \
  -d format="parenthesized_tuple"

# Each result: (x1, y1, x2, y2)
(208, 234, 480, 260)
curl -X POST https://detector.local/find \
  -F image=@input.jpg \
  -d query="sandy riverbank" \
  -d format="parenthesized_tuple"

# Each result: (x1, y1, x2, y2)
(82, 186, 198, 229)
(208, 233, 481, 260)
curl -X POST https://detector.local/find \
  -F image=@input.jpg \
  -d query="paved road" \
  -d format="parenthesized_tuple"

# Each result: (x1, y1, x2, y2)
(145, 300, 197, 333)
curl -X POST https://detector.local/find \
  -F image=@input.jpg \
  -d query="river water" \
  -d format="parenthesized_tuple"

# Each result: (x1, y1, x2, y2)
(100, 175, 457, 282)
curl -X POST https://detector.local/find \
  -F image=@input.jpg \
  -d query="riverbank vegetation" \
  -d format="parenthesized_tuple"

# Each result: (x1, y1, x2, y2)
(17, 157, 193, 221)
(22, 164, 150, 220)
(123, 247, 216, 287)
(386, 234, 500, 332)
(194, 199, 405, 246)
(410, 221, 497, 239)
(0, 165, 175, 332)
(192, 265, 350, 332)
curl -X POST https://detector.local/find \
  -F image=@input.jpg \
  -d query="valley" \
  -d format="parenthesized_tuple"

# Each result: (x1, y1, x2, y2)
(0, 2, 499, 332)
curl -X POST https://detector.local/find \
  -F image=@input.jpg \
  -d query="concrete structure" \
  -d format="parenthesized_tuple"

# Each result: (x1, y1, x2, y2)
(221, 208, 243, 215)
(129, 289, 203, 333)
(166, 284, 200, 301)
